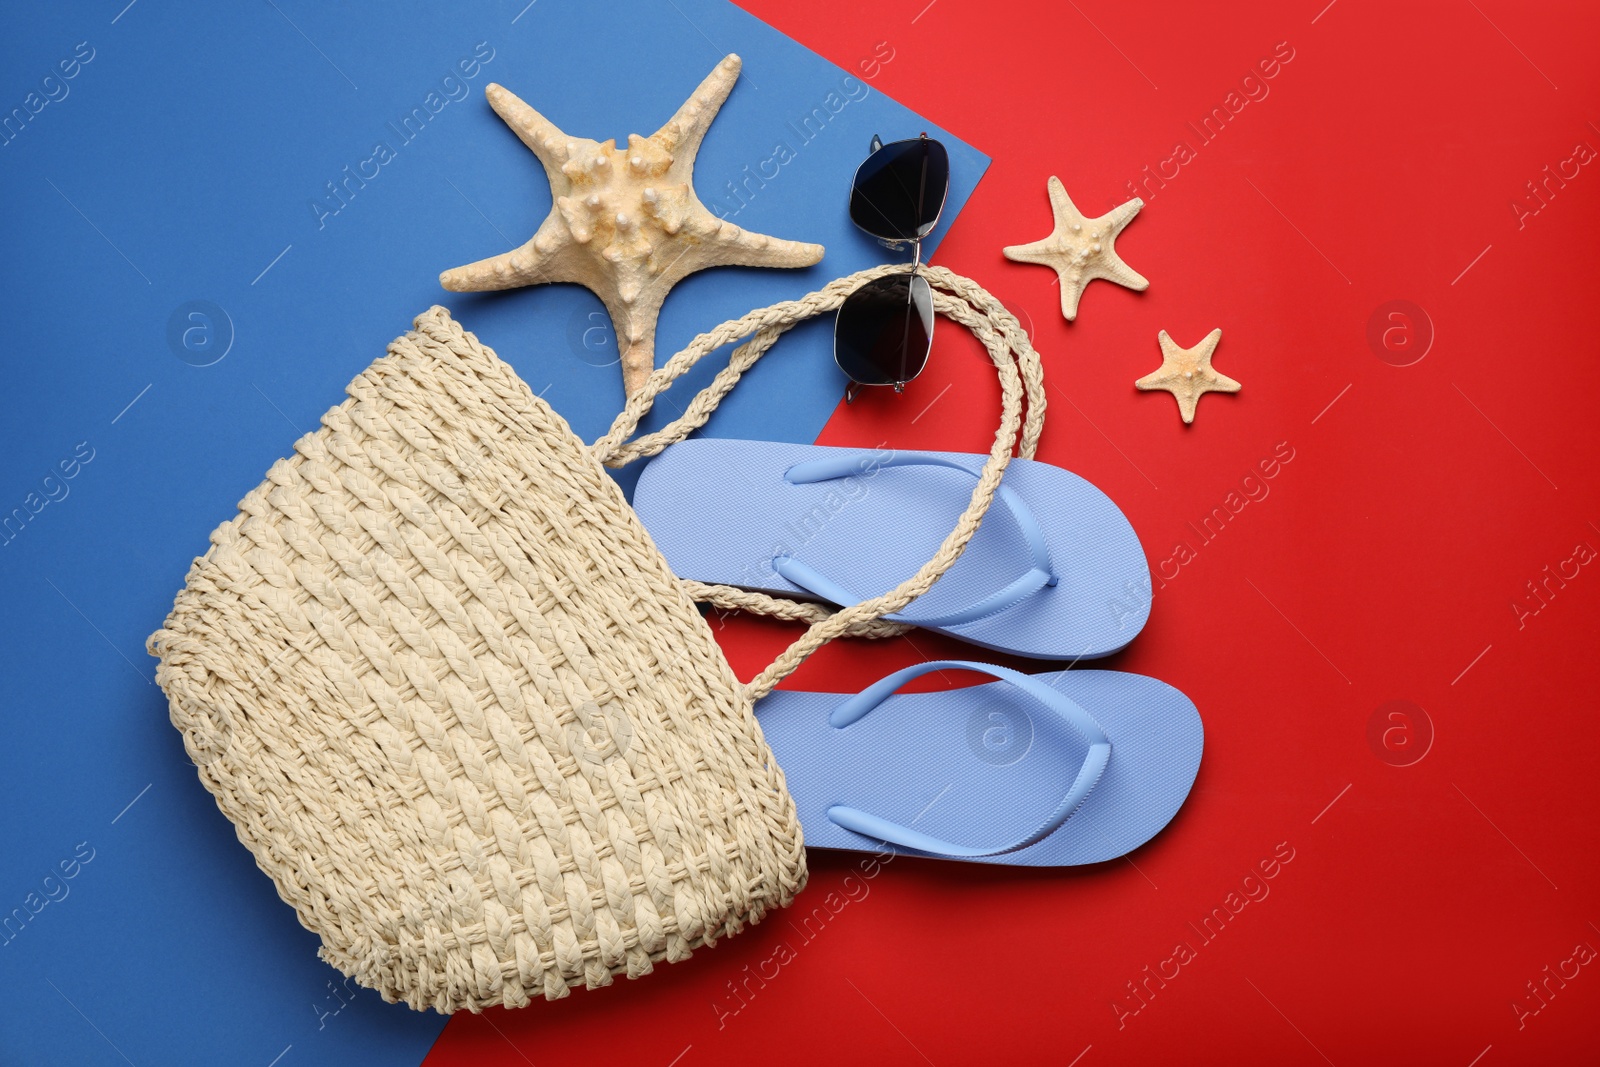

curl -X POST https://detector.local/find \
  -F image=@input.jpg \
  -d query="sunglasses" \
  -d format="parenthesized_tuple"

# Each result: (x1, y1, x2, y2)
(836, 133, 951, 402)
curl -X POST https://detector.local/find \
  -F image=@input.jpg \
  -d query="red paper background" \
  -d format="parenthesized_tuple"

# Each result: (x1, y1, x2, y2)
(426, 1, 1600, 1063)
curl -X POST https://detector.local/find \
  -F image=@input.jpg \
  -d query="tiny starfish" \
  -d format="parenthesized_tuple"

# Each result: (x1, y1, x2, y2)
(1136, 328, 1240, 424)
(1003, 176, 1148, 321)
(441, 55, 824, 396)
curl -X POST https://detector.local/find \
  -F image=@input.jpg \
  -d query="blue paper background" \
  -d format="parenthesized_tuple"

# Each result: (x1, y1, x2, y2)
(0, 1, 985, 1064)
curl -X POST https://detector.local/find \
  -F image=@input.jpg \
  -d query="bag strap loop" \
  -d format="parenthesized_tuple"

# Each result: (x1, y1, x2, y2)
(591, 264, 1047, 701)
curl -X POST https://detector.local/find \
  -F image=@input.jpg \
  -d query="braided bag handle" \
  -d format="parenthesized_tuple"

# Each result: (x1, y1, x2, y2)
(593, 264, 1045, 700)
(678, 267, 1045, 640)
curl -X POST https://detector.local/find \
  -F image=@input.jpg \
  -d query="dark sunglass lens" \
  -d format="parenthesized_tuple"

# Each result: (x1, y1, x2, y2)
(850, 138, 950, 243)
(835, 273, 934, 387)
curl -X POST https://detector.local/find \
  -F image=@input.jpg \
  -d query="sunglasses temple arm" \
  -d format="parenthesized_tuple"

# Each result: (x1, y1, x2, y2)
(898, 276, 917, 391)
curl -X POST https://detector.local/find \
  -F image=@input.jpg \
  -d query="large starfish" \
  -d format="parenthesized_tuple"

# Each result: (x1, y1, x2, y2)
(1003, 176, 1148, 321)
(441, 55, 824, 395)
(1135, 328, 1240, 424)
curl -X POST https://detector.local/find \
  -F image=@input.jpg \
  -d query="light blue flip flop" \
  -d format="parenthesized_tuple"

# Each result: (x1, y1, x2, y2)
(632, 440, 1151, 659)
(756, 662, 1202, 865)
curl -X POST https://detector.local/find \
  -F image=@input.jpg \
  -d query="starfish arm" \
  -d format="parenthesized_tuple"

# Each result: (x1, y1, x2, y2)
(709, 221, 825, 269)
(1002, 238, 1060, 265)
(594, 287, 665, 397)
(651, 54, 742, 165)
(439, 220, 573, 292)
(1058, 275, 1089, 321)
(1102, 197, 1144, 235)
(1210, 371, 1243, 394)
(1134, 373, 1197, 423)
(1045, 176, 1084, 223)
(484, 83, 574, 181)
(1094, 253, 1150, 292)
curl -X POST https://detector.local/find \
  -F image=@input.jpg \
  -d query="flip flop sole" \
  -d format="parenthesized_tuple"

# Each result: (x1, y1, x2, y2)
(634, 439, 1151, 658)
(756, 669, 1202, 866)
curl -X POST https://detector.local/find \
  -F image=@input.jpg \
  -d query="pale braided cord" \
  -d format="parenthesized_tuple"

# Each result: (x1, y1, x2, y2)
(740, 278, 1031, 698)
(592, 265, 1039, 698)
(677, 276, 1041, 636)
(935, 267, 1047, 458)
(681, 579, 914, 640)
(595, 266, 1045, 640)
(592, 264, 1044, 467)
(597, 274, 910, 641)
(593, 264, 893, 466)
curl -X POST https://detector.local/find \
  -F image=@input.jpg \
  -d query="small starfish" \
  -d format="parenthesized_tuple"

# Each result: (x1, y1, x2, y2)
(1003, 176, 1148, 321)
(1136, 329, 1240, 424)
(441, 55, 824, 395)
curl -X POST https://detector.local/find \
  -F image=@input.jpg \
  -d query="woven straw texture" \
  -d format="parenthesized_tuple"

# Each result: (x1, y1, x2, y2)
(146, 264, 1042, 1014)
(147, 308, 805, 1012)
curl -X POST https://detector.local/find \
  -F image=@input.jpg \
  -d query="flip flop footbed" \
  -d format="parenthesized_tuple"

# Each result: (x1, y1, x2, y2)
(634, 440, 1151, 658)
(755, 669, 1202, 866)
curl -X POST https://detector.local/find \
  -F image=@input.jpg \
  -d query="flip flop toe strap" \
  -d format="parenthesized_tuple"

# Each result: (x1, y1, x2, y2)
(824, 661, 1110, 858)
(773, 453, 1057, 628)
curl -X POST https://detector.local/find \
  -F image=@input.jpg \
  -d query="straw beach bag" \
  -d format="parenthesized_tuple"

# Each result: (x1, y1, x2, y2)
(147, 264, 1043, 1013)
